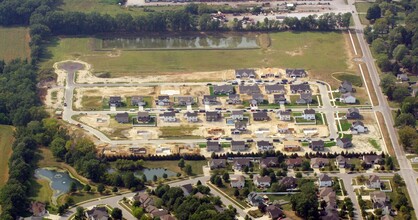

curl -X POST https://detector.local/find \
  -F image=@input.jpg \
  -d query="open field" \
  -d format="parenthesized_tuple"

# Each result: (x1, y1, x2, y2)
(333, 73, 362, 87)
(143, 160, 207, 175)
(30, 178, 53, 204)
(0, 27, 30, 62)
(0, 125, 14, 187)
(355, 2, 372, 13)
(42, 32, 353, 85)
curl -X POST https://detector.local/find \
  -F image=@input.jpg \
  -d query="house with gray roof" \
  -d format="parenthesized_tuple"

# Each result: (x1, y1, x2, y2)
(257, 140, 273, 151)
(265, 84, 285, 94)
(86, 207, 109, 220)
(318, 174, 333, 187)
(137, 111, 151, 123)
(206, 111, 220, 122)
(335, 155, 348, 168)
(339, 80, 353, 93)
(279, 176, 297, 189)
(397, 73, 409, 81)
(239, 85, 260, 95)
(296, 93, 313, 104)
(286, 69, 307, 78)
(227, 94, 241, 104)
(177, 96, 195, 106)
(254, 175, 272, 187)
(131, 96, 146, 106)
(233, 158, 251, 170)
(109, 96, 122, 107)
(160, 111, 176, 122)
(231, 140, 246, 151)
(309, 140, 324, 151)
(362, 155, 383, 167)
(340, 92, 356, 104)
(156, 96, 170, 106)
(213, 85, 234, 95)
(277, 110, 291, 121)
(346, 107, 361, 119)
(251, 93, 264, 104)
(202, 95, 217, 105)
(234, 121, 247, 131)
(209, 159, 226, 169)
(336, 138, 352, 148)
(253, 112, 268, 121)
(303, 109, 316, 120)
(273, 94, 287, 104)
(290, 84, 311, 94)
(351, 120, 368, 134)
(260, 157, 278, 168)
(184, 112, 198, 122)
(231, 110, 244, 120)
(235, 69, 256, 78)
(247, 192, 263, 206)
(206, 141, 221, 152)
(115, 112, 129, 124)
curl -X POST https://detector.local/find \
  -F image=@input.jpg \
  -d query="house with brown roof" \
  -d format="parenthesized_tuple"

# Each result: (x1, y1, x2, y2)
(257, 140, 273, 151)
(296, 93, 313, 104)
(115, 112, 129, 123)
(177, 96, 195, 106)
(290, 84, 311, 94)
(283, 140, 301, 152)
(254, 175, 271, 187)
(279, 176, 297, 189)
(213, 85, 234, 95)
(202, 95, 218, 105)
(260, 157, 279, 168)
(31, 201, 47, 217)
(235, 69, 256, 78)
(266, 205, 284, 219)
(265, 84, 285, 94)
(132, 193, 154, 207)
(209, 159, 226, 170)
(180, 183, 193, 196)
(253, 112, 269, 121)
(286, 158, 303, 169)
(362, 155, 383, 168)
(310, 140, 325, 151)
(137, 111, 151, 123)
(232, 158, 251, 170)
(310, 158, 329, 169)
(160, 215, 176, 220)
(335, 155, 348, 168)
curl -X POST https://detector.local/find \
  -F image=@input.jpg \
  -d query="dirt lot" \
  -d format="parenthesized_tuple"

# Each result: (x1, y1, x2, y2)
(44, 88, 65, 109)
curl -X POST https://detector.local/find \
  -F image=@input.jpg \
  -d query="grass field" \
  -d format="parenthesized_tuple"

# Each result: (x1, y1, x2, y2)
(333, 73, 363, 87)
(0, 27, 30, 62)
(355, 2, 373, 13)
(42, 32, 353, 85)
(143, 160, 207, 175)
(0, 125, 14, 187)
(30, 178, 53, 204)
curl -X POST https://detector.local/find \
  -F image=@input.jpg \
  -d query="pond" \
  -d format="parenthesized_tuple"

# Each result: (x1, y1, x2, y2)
(35, 168, 83, 203)
(99, 34, 260, 50)
(135, 168, 177, 180)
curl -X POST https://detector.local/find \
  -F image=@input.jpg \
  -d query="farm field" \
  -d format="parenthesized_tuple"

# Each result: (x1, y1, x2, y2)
(42, 31, 354, 86)
(0, 125, 14, 187)
(0, 27, 30, 62)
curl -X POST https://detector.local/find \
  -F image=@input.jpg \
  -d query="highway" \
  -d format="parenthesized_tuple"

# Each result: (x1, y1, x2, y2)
(348, 0, 418, 216)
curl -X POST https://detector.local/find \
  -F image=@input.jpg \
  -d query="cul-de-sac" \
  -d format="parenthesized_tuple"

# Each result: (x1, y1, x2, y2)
(0, 0, 417, 220)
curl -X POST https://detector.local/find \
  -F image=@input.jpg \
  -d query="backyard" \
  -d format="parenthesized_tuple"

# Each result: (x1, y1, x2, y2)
(41, 32, 353, 86)
(0, 27, 31, 62)
(0, 125, 14, 187)
(143, 160, 207, 175)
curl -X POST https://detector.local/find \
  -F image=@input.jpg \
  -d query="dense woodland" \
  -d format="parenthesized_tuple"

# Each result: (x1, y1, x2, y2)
(363, 0, 418, 153)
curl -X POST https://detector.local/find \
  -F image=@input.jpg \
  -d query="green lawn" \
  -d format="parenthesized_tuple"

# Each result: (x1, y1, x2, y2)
(339, 120, 352, 131)
(358, 14, 370, 25)
(159, 126, 200, 139)
(42, 32, 352, 83)
(143, 160, 207, 175)
(333, 73, 363, 87)
(0, 125, 14, 187)
(30, 178, 53, 204)
(0, 27, 30, 62)
(355, 2, 373, 13)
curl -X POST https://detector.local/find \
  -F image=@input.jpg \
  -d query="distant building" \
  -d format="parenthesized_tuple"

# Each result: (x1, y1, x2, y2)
(109, 96, 122, 107)
(286, 68, 307, 78)
(131, 96, 146, 106)
(253, 175, 271, 187)
(346, 108, 361, 119)
(213, 85, 234, 95)
(206, 141, 221, 152)
(115, 112, 129, 123)
(235, 69, 256, 78)
(310, 140, 325, 151)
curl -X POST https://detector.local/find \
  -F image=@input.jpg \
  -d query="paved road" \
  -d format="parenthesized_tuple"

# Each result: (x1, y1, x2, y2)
(348, 1, 418, 216)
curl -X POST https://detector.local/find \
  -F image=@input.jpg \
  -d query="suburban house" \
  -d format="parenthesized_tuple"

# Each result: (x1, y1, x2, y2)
(366, 175, 382, 189)
(235, 69, 256, 78)
(231, 140, 246, 151)
(247, 192, 263, 206)
(230, 175, 245, 188)
(351, 120, 368, 134)
(311, 158, 329, 168)
(31, 201, 47, 217)
(363, 155, 383, 168)
(180, 184, 193, 196)
(257, 140, 273, 151)
(251, 93, 264, 104)
(239, 85, 260, 95)
(137, 111, 151, 123)
(213, 85, 234, 95)
(132, 193, 154, 207)
(209, 159, 226, 170)
(147, 206, 169, 219)
(340, 92, 356, 104)
(279, 176, 297, 190)
(265, 84, 285, 94)
(283, 140, 301, 152)
(259, 157, 279, 168)
(370, 191, 391, 214)
(202, 95, 218, 105)
(177, 96, 195, 106)
(115, 112, 129, 123)
(233, 121, 247, 133)
(232, 158, 251, 170)
(303, 109, 316, 120)
(109, 96, 122, 107)
(131, 96, 146, 106)
(160, 111, 176, 122)
(336, 138, 353, 148)
(273, 94, 287, 104)
(231, 110, 244, 120)
(346, 107, 361, 119)
(318, 174, 333, 187)
(129, 147, 146, 155)
(227, 94, 241, 104)
(206, 111, 220, 122)
(310, 140, 325, 151)
(160, 215, 176, 220)
(206, 141, 221, 152)
(286, 158, 303, 169)
(266, 205, 283, 219)
(277, 110, 291, 121)
(296, 93, 313, 104)
(397, 73, 409, 81)
(286, 68, 307, 78)
(184, 112, 198, 122)
(335, 155, 348, 168)
(156, 95, 170, 106)
(86, 206, 109, 220)
(339, 80, 353, 93)
(318, 187, 337, 216)
(253, 112, 269, 121)
(254, 175, 272, 187)
(290, 84, 311, 94)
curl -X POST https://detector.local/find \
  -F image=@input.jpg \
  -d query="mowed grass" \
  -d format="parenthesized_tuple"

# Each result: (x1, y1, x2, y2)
(355, 2, 372, 13)
(334, 73, 363, 87)
(42, 32, 352, 81)
(0, 125, 14, 187)
(143, 160, 207, 175)
(30, 178, 53, 204)
(0, 27, 30, 62)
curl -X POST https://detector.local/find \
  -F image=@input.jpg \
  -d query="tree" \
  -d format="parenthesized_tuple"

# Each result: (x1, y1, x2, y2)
(74, 207, 84, 220)
(371, 38, 387, 54)
(58, 205, 66, 216)
(162, 173, 168, 179)
(395, 113, 416, 127)
(111, 208, 123, 220)
(50, 137, 67, 160)
(392, 44, 408, 62)
(97, 183, 105, 194)
(222, 172, 230, 182)
(215, 176, 223, 187)
(184, 164, 192, 175)
(392, 86, 410, 102)
(153, 175, 158, 182)
(69, 182, 77, 193)
(295, 172, 303, 178)
(243, 166, 249, 173)
(112, 186, 118, 193)
(197, 180, 202, 186)
(83, 184, 91, 192)
(178, 158, 185, 169)
(366, 4, 381, 20)
(290, 182, 319, 219)
(243, 188, 250, 197)
(380, 74, 396, 94)
(234, 188, 240, 197)
(132, 207, 144, 219)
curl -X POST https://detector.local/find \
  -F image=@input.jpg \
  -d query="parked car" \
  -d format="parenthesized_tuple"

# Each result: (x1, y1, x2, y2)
(247, 139, 254, 142)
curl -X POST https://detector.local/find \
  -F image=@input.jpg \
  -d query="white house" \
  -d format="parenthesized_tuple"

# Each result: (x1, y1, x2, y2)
(230, 175, 245, 188)
(257, 141, 273, 151)
(184, 112, 198, 122)
(340, 93, 356, 104)
(231, 110, 244, 121)
(366, 175, 381, 189)
(277, 110, 291, 121)
(318, 174, 333, 187)
(253, 175, 271, 188)
(303, 109, 316, 120)
(160, 111, 176, 122)
(351, 121, 368, 134)
(410, 157, 418, 163)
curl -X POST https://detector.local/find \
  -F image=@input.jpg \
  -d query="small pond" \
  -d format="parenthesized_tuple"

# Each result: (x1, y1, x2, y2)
(135, 168, 176, 180)
(100, 34, 260, 50)
(35, 168, 83, 202)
